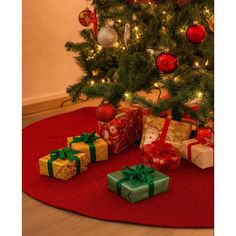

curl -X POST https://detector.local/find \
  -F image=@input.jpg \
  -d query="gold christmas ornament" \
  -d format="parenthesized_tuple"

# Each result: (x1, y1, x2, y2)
(209, 15, 214, 32)
(97, 27, 118, 48)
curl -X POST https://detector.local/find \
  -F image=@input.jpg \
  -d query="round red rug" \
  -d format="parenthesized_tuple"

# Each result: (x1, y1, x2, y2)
(22, 107, 214, 228)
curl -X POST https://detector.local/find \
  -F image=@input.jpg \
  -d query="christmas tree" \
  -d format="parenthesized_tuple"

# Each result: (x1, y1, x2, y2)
(65, 0, 214, 124)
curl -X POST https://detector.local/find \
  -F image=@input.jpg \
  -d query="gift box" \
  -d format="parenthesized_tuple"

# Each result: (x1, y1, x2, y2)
(142, 118, 181, 170)
(98, 105, 143, 154)
(39, 147, 88, 180)
(67, 132, 108, 163)
(107, 164, 169, 203)
(140, 115, 192, 151)
(181, 138, 214, 169)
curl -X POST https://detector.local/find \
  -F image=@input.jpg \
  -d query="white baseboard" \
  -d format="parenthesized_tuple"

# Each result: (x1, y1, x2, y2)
(22, 92, 68, 106)
(22, 92, 72, 116)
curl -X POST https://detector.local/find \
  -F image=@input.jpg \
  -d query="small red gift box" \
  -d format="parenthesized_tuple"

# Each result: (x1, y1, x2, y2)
(142, 118, 181, 170)
(98, 105, 143, 154)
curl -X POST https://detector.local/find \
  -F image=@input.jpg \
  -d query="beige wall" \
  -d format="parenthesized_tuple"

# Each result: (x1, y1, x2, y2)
(23, 0, 90, 105)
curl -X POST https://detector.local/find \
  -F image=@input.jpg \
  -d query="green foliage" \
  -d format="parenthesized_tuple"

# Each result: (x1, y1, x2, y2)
(65, 0, 214, 124)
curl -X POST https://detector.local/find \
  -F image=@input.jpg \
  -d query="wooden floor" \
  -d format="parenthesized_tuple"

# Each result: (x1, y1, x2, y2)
(22, 99, 214, 236)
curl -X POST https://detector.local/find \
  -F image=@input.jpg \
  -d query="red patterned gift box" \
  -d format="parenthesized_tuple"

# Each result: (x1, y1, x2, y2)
(142, 118, 181, 170)
(98, 105, 143, 154)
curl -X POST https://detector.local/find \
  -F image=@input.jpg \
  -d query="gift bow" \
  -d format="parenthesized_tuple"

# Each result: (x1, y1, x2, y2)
(69, 132, 100, 163)
(71, 132, 100, 144)
(50, 147, 80, 161)
(117, 164, 155, 198)
(48, 147, 81, 177)
(150, 140, 179, 158)
(145, 118, 179, 161)
(197, 137, 214, 149)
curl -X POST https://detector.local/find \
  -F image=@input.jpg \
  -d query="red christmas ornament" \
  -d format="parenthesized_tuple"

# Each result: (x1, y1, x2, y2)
(156, 52, 178, 74)
(186, 22, 206, 44)
(95, 101, 116, 122)
(78, 8, 93, 27)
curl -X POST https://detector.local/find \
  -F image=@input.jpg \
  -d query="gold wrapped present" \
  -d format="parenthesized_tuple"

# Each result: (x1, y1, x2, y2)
(140, 116, 192, 151)
(67, 132, 108, 163)
(39, 147, 88, 180)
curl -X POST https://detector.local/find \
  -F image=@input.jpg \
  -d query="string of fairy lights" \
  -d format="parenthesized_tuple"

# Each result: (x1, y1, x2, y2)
(84, 2, 213, 102)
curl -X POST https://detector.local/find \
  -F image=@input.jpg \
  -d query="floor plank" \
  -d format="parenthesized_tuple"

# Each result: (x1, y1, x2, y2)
(22, 100, 214, 236)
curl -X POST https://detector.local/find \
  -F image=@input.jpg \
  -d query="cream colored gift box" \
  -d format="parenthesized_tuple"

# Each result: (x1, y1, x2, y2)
(181, 139, 214, 169)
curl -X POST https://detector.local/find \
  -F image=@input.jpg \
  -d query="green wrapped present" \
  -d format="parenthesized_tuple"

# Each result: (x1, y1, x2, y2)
(107, 164, 169, 203)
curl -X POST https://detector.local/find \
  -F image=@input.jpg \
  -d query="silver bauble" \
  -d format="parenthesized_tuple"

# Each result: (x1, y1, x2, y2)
(97, 27, 118, 48)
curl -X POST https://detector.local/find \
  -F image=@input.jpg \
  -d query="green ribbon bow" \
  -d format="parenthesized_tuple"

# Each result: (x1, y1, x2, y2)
(48, 147, 81, 177)
(117, 164, 155, 198)
(69, 132, 100, 163)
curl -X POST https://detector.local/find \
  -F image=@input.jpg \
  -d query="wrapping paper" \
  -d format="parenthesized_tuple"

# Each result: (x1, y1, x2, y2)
(67, 133, 108, 163)
(39, 151, 88, 180)
(142, 143, 181, 170)
(98, 105, 143, 154)
(181, 138, 214, 169)
(141, 115, 192, 151)
(107, 164, 169, 203)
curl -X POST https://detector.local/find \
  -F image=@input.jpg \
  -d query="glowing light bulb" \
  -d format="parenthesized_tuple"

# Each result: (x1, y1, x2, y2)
(117, 19, 122, 23)
(134, 26, 139, 31)
(90, 80, 95, 86)
(124, 92, 131, 99)
(174, 76, 180, 82)
(162, 26, 167, 33)
(97, 45, 102, 51)
(122, 46, 126, 50)
(195, 61, 200, 67)
(114, 42, 119, 48)
(154, 82, 159, 88)
(162, 11, 167, 15)
(205, 60, 209, 66)
(90, 50, 94, 53)
(197, 92, 203, 99)
(92, 70, 99, 76)
(101, 79, 106, 84)
(136, 35, 140, 39)
(205, 8, 210, 14)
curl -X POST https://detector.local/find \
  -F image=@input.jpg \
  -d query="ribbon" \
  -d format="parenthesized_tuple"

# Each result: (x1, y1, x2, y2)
(116, 164, 155, 198)
(69, 132, 100, 163)
(159, 118, 170, 143)
(48, 148, 81, 177)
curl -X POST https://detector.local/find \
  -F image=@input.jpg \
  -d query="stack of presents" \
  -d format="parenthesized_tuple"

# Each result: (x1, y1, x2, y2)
(39, 104, 213, 203)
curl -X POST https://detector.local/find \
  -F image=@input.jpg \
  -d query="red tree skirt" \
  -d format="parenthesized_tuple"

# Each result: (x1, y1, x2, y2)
(22, 107, 213, 228)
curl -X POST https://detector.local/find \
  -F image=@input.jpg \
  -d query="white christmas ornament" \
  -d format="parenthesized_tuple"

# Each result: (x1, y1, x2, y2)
(97, 27, 118, 48)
